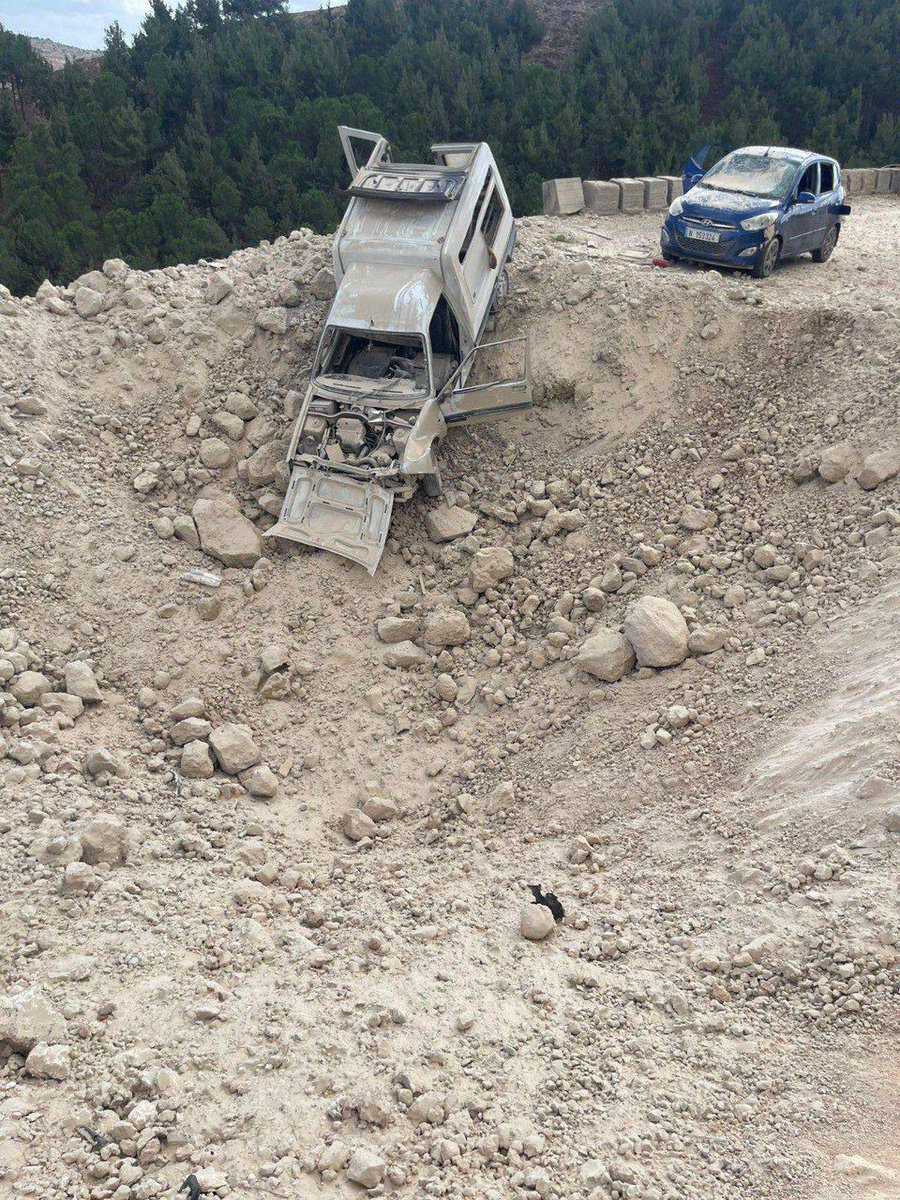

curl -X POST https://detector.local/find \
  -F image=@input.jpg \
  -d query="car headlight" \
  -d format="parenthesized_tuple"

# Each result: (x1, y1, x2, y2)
(740, 211, 779, 231)
(668, 196, 685, 217)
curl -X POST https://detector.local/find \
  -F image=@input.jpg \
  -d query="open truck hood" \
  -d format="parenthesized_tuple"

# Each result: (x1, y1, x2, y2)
(265, 465, 394, 575)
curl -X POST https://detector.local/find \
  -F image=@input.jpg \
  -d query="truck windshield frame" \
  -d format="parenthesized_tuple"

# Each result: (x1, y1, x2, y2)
(314, 325, 433, 403)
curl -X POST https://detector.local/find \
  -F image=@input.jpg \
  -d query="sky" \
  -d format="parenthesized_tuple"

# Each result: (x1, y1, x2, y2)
(3, 0, 327, 50)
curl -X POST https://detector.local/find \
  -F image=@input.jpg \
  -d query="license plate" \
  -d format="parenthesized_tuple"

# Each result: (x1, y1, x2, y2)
(686, 227, 720, 243)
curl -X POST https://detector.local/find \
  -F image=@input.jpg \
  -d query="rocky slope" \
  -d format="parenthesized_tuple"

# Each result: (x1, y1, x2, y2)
(0, 198, 898, 1200)
(28, 37, 97, 70)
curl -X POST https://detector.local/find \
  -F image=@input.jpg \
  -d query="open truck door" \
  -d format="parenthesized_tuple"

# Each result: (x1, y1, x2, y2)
(439, 337, 531, 426)
(682, 143, 729, 192)
(338, 126, 390, 179)
(265, 467, 394, 576)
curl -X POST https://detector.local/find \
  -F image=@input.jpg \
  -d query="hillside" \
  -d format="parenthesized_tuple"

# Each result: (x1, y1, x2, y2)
(1, 195, 899, 1199)
(28, 36, 97, 70)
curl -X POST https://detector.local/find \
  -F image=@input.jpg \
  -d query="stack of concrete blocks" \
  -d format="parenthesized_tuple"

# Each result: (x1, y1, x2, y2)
(659, 176, 684, 203)
(542, 178, 585, 215)
(610, 177, 645, 214)
(637, 177, 669, 210)
(582, 179, 620, 214)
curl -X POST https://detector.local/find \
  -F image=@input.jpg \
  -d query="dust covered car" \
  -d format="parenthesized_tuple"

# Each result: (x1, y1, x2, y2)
(661, 144, 851, 278)
(266, 126, 530, 573)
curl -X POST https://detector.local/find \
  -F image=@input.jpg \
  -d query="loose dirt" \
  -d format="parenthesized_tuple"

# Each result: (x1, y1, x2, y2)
(1, 197, 898, 1200)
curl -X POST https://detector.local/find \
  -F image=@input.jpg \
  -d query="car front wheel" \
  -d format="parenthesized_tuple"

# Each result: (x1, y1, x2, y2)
(812, 225, 838, 263)
(753, 236, 781, 279)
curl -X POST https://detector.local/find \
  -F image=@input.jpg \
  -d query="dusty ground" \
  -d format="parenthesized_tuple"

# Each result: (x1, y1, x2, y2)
(0, 197, 898, 1200)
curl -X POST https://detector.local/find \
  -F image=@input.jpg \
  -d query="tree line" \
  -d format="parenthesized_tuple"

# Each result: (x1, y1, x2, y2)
(0, 0, 897, 294)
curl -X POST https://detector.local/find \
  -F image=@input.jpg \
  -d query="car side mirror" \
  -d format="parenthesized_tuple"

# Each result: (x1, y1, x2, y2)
(796, 190, 816, 205)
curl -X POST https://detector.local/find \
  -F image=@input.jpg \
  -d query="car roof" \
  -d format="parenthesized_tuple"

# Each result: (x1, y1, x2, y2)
(735, 145, 835, 166)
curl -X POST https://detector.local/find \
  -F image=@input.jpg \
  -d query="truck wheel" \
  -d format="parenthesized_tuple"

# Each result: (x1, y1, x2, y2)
(812, 225, 838, 263)
(422, 469, 442, 498)
(753, 236, 781, 279)
(490, 268, 510, 314)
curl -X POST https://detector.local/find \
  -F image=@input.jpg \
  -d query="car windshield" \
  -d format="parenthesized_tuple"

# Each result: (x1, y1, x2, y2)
(316, 327, 430, 400)
(702, 153, 798, 200)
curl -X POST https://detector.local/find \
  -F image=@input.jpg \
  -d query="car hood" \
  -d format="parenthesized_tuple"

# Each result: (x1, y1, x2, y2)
(681, 184, 780, 221)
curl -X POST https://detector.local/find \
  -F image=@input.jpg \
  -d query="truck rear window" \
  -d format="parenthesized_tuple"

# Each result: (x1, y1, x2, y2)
(480, 187, 503, 249)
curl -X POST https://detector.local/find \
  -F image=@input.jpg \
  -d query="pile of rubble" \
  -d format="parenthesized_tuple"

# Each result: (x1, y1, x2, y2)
(0, 196, 898, 1200)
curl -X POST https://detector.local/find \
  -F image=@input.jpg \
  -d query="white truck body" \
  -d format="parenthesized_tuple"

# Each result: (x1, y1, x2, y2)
(266, 127, 530, 573)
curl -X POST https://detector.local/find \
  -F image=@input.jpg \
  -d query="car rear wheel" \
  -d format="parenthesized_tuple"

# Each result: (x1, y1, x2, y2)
(490, 268, 510, 315)
(753, 236, 781, 279)
(812, 225, 838, 263)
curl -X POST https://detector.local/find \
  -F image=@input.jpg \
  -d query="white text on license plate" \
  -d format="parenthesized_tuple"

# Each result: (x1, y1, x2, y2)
(687, 227, 720, 243)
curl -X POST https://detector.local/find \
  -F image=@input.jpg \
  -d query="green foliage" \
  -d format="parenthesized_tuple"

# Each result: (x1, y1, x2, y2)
(0, 0, 896, 293)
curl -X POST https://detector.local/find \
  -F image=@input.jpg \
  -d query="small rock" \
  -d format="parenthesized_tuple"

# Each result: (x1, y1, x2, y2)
(74, 287, 104, 319)
(421, 610, 470, 647)
(425, 506, 477, 543)
(376, 617, 418, 644)
(181, 740, 215, 779)
(64, 661, 102, 702)
(470, 547, 515, 592)
(239, 764, 279, 798)
(10, 671, 52, 706)
(343, 809, 378, 842)
(520, 904, 555, 941)
(346, 1147, 385, 1189)
(209, 723, 261, 774)
(818, 441, 854, 483)
(24, 1042, 70, 1081)
(572, 629, 635, 682)
(0, 988, 66, 1052)
(857, 446, 900, 491)
(382, 641, 429, 669)
(78, 813, 130, 865)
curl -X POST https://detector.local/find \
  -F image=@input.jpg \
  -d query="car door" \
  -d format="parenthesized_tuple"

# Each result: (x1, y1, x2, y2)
(812, 159, 840, 248)
(439, 337, 531, 426)
(781, 162, 819, 256)
(682, 143, 729, 192)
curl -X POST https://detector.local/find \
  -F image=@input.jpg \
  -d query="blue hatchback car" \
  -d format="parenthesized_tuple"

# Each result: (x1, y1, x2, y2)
(661, 145, 851, 278)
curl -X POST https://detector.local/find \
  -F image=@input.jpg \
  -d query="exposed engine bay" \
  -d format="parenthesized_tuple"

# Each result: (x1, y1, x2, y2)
(295, 396, 420, 484)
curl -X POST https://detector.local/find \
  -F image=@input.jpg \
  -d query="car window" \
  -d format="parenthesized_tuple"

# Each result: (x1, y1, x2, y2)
(480, 186, 504, 250)
(459, 174, 492, 264)
(819, 161, 835, 193)
(702, 152, 799, 200)
(797, 163, 818, 196)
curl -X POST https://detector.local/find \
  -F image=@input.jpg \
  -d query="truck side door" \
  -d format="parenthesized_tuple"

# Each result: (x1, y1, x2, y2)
(439, 337, 531, 426)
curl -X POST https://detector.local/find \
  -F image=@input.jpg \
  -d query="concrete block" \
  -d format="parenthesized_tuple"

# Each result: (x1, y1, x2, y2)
(637, 177, 669, 210)
(610, 178, 645, 214)
(860, 168, 878, 193)
(874, 168, 893, 193)
(582, 180, 619, 215)
(890, 169, 900, 194)
(659, 176, 683, 203)
(841, 169, 857, 195)
(542, 178, 584, 216)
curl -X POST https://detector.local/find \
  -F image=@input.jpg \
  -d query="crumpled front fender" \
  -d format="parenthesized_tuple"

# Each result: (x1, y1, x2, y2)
(401, 398, 446, 476)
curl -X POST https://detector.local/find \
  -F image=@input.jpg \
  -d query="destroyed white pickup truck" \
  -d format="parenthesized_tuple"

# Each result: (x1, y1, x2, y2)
(266, 126, 531, 573)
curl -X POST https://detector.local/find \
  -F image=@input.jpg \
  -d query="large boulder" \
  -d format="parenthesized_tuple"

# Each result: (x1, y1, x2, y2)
(192, 496, 263, 567)
(572, 629, 635, 682)
(623, 596, 688, 668)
